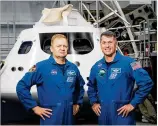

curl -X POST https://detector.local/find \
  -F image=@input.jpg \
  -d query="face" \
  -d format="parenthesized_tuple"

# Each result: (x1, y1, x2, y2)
(100, 35, 117, 57)
(50, 38, 68, 58)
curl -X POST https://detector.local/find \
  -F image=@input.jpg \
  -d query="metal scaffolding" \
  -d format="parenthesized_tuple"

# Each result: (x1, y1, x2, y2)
(0, 0, 157, 61)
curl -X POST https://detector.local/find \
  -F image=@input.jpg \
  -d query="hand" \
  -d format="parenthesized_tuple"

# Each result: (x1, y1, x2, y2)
(92, 103, 101, 116)
(73, 104, 80, 115)
(117, 104, 134, 117)
(32, 106, 52, 120)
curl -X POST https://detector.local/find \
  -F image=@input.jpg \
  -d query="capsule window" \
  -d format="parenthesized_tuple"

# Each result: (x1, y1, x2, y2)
(40, 32, 94, 55)
(18, 67, 24, 71)
(42, 38, 51, 54)
(73, 38, 93, 54)
(11, 67, 16, 72)
(18, 41, 33, 54)
(0, 61, 5, 70)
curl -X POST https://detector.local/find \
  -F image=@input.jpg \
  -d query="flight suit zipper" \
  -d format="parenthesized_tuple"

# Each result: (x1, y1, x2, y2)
(55, 64, 69, 81)
(106, 63, 110, 84)
(56, 65, 70, 99)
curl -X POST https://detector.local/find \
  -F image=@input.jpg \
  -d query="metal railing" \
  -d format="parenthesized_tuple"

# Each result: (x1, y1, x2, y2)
(138, 19, 157, 67)
(0, 21, 34, 60)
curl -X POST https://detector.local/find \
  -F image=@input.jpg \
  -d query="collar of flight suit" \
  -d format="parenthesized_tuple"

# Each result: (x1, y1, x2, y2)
(48, 55, 71, 67)
(100, 51, 123, 64)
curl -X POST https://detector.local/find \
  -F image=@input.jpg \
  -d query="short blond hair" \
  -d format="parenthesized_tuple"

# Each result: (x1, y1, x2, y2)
(51, 34, 68, 46)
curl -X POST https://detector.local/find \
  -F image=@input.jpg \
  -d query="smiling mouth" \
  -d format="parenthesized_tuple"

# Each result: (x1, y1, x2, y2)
(60, 52, 66, 54)
(105, 50, 111, 52)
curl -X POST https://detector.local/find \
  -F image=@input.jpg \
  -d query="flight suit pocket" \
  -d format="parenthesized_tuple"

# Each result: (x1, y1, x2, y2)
(40, 104, 56, 125)
(41, 104, 58, 116)
(112, 100, 135, 125)
(96, 74, 107, 86)
(98, 103, 108, 124)
(40, 103, 63, 125)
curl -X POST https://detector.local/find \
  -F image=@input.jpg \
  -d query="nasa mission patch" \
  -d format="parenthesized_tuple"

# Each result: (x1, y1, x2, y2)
(98, 69, 106, 77)
(29, 65, 36, 72)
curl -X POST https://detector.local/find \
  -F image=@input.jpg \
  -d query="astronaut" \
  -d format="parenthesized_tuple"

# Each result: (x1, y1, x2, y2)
(87, 31, 153, 125)
(16, 34, 85, 125)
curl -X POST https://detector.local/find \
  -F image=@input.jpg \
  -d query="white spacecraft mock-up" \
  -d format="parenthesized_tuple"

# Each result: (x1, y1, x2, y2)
(1, 4, 103, 123)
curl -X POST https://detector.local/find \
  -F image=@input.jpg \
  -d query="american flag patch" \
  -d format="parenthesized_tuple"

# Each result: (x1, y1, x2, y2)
(130, 61, 142, 70)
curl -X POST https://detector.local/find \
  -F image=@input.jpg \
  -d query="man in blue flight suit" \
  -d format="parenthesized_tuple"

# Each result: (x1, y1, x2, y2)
(87, 31, 153, 125)
(16, 34, 85, 125)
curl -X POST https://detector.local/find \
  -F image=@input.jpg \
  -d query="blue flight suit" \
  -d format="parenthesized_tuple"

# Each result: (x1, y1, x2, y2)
(16, 56, 85, 125)
(87, 51, 153, 125)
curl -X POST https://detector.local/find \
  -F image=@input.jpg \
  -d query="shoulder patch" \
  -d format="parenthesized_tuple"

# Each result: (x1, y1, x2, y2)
(29, 65, 36, 72)
(130, 61, 142, 70)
